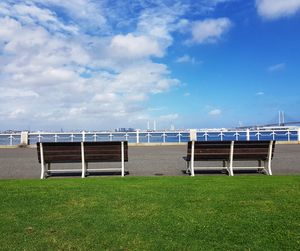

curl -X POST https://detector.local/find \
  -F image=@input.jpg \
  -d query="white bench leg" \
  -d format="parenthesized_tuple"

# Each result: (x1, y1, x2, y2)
(39, 143, 46, 179)
(264, 160, 272, 175)
(266, 141, 273, 175)
(81, 142, 86, 178)
(267, 162, 272, 175)
(190, 141, 195, 177)
(228, 141, 234, 176)
(40, 162, 45, 179)
(121, 142, 125, 177)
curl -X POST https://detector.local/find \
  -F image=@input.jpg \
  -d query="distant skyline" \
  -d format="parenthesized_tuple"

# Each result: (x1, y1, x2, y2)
(0, 0, 300, 131)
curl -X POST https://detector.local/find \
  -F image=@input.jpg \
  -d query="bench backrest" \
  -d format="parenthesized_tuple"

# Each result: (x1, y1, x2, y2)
(37, 142, 81, 163)
(84, 141, 128, 162)
(187, 141, 232, 161)
(187, 141, 275, 161)
(233, 141, 275, 160)
(37, 141, 128, 163)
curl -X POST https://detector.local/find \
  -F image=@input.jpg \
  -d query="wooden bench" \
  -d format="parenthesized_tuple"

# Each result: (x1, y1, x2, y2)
(184, 140, 275, 176)
(37, 141, 128, 179)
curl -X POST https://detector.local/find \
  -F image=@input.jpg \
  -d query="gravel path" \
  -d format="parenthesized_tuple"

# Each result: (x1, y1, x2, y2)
(0, 144, 299, 179)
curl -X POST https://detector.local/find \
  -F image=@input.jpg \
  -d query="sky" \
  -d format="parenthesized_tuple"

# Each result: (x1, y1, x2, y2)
(0, 0, 300, 131)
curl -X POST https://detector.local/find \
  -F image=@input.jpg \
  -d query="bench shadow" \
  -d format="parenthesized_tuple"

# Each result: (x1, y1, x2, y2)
(181, 169, 265, 175)
(47, 170, 130, 178)
(232, 169, 266, 175)
(181, 169, 229, 175)
(86, 171, 130, 176)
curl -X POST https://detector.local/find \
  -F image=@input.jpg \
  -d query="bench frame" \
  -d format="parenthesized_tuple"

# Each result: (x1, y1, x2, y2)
(38, 141, 127, 179)
(186, 140, 275, 176)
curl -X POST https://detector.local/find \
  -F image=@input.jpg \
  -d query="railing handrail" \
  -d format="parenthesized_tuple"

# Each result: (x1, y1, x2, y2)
(0, 128, 299, 146)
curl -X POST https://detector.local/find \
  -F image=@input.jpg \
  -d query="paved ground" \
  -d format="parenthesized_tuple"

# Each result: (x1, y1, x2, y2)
(0, 144, 299, 179)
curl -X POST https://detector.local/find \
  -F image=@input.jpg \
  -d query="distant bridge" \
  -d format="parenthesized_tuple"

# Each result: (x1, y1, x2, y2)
(237, 111, 300, 129)
(264, 121, 300, 127)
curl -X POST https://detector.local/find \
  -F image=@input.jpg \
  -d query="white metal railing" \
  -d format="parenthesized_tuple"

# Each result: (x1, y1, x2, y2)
(0, 128, 299, 146)
(0, 133, 21, 146)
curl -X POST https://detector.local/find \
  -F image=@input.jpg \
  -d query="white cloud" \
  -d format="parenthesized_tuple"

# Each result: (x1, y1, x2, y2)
(256, 91, 265, 96)
(256, 0, 300, 19)
(14, 4, 57, 23)
(190, 18, 232, 44)
(30, 0, 107, 32)
(268, 63, 286, 72)
(109, 33, 163, 59)
(209, 109, 222, 116)
(109, 62, 179, 94)
(136, 5, 181, 53)
(0, 88, 39, 98)
(3, 2, 78, 34)
(175, 54, 197, 64)
(8, 108, 26, 119)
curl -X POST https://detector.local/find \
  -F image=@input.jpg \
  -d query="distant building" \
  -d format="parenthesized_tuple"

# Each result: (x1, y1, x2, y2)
(115, 128, 136, 132)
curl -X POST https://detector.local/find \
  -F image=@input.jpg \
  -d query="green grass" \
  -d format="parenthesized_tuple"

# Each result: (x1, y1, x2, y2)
(0, 176, 299, 251)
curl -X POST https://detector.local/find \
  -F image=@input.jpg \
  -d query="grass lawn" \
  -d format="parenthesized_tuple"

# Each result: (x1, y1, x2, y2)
(0, 176, 299, 250)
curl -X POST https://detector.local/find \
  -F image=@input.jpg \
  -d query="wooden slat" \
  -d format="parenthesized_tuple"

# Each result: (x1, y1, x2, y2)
(84, 141, 128, 162)
(37, 142, 81, 163)
(186, 141, 231, 161)
(233, 141, 271, 160)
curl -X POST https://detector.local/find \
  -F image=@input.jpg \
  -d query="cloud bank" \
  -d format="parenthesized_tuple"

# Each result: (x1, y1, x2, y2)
(0, 0, 233, 130)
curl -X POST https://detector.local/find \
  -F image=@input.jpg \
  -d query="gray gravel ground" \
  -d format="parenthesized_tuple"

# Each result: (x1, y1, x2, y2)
(0, 144, 299, 179)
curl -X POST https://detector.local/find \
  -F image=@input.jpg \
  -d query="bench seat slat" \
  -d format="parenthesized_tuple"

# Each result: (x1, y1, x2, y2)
(43, 157, 82, 163)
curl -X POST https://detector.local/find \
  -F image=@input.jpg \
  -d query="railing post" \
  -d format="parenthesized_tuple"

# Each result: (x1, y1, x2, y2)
(9, 135, 13, 146)
(204, 131, 208, 141)
(82, 131, 85, 142)
(235, 131, 239, 141)
(20, 131, 29, 145)
(189, 129, 197, 141)
(246, 129, 250, 141)
(271, 131, 276, 141)
(298, 128, 300, 142)
(287, 130, 291, 141)
(219, 132, 224, 141)
(136, 130, 140, 144)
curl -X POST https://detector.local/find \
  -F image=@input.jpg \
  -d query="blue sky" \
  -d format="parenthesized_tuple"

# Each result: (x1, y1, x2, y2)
(0, 0, 299, 131)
